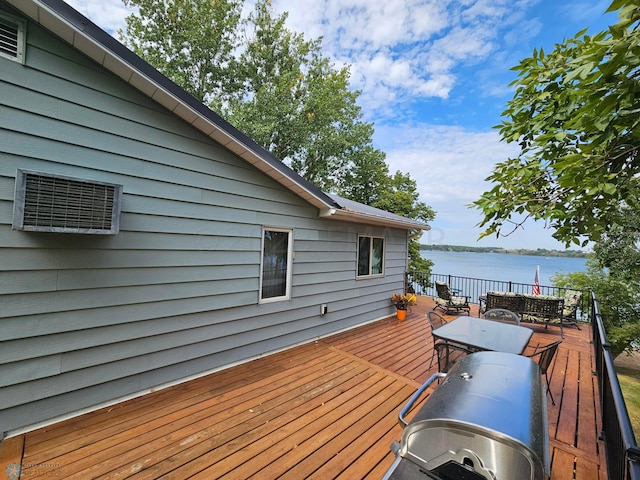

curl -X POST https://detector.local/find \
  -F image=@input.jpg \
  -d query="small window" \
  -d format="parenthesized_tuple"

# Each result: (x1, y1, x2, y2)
(12, 170, 123, 234)
(357, 235, 384, 277)
(260, 228, 292, 302)
(0, 11, 26, 64)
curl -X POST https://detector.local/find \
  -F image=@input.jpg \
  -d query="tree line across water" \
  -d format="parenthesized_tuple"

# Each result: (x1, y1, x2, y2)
(420, 244, 589, 258)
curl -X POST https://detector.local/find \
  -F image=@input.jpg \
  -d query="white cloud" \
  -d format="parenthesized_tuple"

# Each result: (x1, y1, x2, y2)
(270, 0, 536, 118)
(377, 123, 513, 204)
(66, 0, 521, 110)
(317, 0, 448, 50)
(556, 0, 611, 24)
(436, 25, 495, 61)
(65, 0, 131, 33)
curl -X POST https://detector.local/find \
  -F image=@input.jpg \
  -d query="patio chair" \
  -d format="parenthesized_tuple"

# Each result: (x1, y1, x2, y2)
(435, 341, 474, 373)
(484, 308, 520, 325)
(427, 310, 448, 330)
(433, 281, 470, 315)
(427, 311, 471, 368)
(427, 311, 448, 368)
(562, 290, 583, 330)
(526, 340, 563, 405)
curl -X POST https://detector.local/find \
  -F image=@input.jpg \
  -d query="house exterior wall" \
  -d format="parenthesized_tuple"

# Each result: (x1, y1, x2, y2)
(0, 7, 409, 435)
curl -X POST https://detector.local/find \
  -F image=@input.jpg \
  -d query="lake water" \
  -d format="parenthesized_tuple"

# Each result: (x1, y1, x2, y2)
(421, 250, 588, 287)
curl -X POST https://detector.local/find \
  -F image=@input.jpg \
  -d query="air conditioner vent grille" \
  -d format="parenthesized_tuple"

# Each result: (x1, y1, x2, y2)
(13, 170, 123, 234)
(0, 20, 18, 58)
(0, 11, 25, 63)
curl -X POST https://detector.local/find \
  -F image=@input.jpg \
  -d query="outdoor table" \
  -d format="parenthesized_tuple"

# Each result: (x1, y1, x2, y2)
(432, 315, 533, 355)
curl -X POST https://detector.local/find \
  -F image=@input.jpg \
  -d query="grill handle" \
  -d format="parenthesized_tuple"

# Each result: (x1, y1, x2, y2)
(399, 372, 447, 427)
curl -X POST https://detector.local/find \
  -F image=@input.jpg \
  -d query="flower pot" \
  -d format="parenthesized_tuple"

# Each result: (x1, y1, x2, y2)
(396, 309, 407, 321)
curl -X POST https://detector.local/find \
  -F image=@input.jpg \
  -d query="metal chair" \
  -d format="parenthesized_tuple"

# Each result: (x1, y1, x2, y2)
(484, 308, 521, 325)
(526, 340, 563, 404)
(427, 311, 471, 368)
(427, 311, 448, 368)
(433, 281, 471, 315)
(562, 289, 583, 331)
(427, 310, 448, 330)
(562, 290, 582, 317)
(435, 341, 474, 373)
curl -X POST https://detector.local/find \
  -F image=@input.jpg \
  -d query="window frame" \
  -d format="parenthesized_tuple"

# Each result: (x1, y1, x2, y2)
(357, 234, 385, 278)
(259, 227, 293, 303)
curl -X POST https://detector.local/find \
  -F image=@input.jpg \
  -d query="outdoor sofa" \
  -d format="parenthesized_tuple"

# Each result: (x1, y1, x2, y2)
(485, 290, 582, 338)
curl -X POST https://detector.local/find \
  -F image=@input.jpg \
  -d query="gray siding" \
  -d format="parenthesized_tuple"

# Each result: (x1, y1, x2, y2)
(0, 9, 409, 434)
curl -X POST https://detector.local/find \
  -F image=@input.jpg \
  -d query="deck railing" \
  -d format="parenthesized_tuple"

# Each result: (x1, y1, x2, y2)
(408, 271, 592, 320)
(409, 271, 640, 479)
(592, 295, 640, 480)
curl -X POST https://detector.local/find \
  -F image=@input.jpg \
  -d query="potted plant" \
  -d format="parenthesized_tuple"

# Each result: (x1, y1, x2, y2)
(391, 293, 417, 320)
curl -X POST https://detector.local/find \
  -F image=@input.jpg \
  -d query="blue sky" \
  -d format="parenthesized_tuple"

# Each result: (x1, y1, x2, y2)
(66, 0, 617, 250)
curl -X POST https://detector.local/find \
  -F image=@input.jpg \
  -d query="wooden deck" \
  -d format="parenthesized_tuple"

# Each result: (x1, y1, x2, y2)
(0, 296, 606, 479)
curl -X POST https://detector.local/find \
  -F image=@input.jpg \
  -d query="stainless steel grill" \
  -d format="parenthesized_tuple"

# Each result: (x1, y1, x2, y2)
(383, 351, 550, 480)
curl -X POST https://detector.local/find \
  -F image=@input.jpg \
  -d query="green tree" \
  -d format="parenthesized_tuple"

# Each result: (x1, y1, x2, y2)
(382, 173, 435, 279)
(120, 0, 242, 103)
(337, 145, 390, 206)
(374, 172, 434, 222)
(553, 257, 640, 356)
(587, 203, 640, 354)
(217, 1, 377, 192)
(593, 202, 640, 282)
(474, 0, 640, 247)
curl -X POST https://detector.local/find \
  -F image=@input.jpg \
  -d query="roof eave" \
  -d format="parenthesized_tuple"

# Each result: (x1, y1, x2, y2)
(321, 209, 430, 231)
(12, 0, 339, 213)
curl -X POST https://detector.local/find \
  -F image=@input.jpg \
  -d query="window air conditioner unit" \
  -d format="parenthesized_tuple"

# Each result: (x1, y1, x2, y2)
(12, 170, 123, 234)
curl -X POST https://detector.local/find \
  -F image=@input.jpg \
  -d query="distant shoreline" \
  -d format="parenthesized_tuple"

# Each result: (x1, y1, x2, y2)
(421, 244, 589, 258)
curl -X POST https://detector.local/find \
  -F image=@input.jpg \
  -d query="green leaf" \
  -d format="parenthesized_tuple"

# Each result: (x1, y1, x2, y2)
(603, 183, 617, 195)
(607, 0, 627, 13)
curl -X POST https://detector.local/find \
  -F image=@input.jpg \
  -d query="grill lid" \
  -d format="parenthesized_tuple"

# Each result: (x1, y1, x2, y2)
(410, 351, 546, 452)
(393, 352, 550, 480)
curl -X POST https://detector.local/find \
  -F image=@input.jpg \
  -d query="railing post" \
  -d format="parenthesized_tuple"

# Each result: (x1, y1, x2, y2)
(629, 450, 640, 479)
(628, 446, 640, 462)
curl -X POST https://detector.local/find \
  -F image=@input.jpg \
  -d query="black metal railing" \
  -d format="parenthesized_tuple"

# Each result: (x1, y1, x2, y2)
(409, 271, 640, 479)
(592, 295, 640, 480)
(409, 271, 592, 321)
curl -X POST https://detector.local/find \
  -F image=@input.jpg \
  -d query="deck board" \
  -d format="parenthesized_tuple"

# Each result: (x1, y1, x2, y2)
(557, 347, 580, 446)
(1, 296, 606, 479)
(578, 347, 599, 457)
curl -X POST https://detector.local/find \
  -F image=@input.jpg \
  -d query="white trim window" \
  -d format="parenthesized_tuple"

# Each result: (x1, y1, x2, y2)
(260, 228, 293, 302)
(357, 235, 384, 277)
